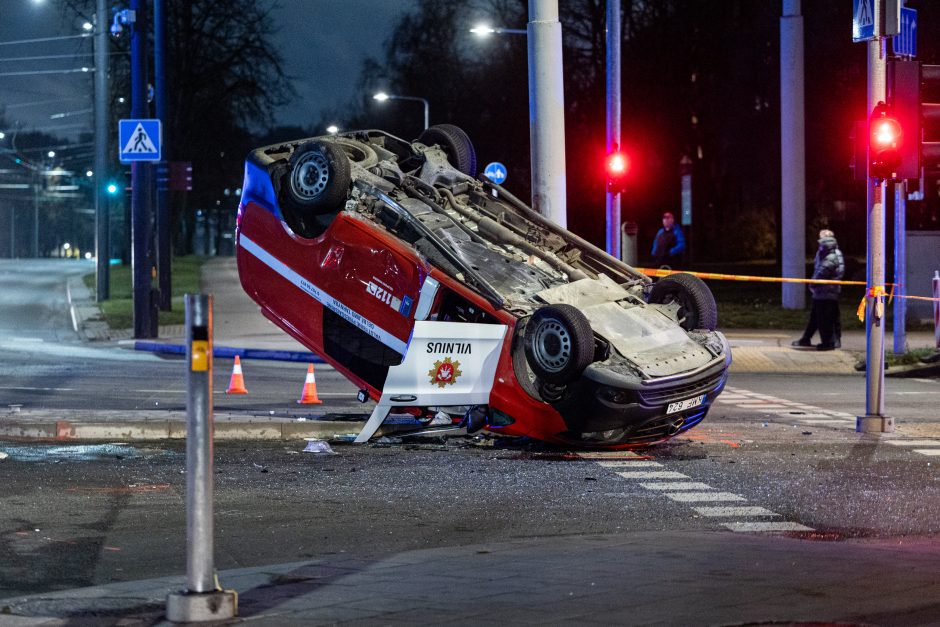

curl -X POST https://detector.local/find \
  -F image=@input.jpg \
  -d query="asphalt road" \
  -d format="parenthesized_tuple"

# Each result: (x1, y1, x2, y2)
(0, 259, 90, 342)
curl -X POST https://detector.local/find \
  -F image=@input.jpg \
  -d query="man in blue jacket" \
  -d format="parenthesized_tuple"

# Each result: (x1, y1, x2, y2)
(792, 229, 844, 350)
(651, 211, 686, 268)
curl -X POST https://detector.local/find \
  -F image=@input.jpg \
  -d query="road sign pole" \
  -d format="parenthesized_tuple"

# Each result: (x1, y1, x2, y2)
(859, 34, 894, 433)
(780, 0, 806, 309)
(893, 180, 906, 354)
(605, 0, 621, 258)
(130, 0, 155, 339)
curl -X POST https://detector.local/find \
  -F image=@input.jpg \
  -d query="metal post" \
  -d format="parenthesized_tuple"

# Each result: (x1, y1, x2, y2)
(32, 183, 39, 258)
(94, 0, 110, 300)
(605, 0, 621, 257)
(155, 0, 171, 311)
(859, 35, 894, 433)
(780, 0, 806, 309)
(893, 180, 906, 353)
(167, 295, 235, 622)
(130, 0, 155, 338)
(527, 0, 567, 227)
(422, 99, 429, 130)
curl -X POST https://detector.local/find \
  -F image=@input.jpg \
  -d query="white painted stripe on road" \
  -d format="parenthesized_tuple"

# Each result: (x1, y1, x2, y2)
(596, 460, 662, 468)
(616, 471, 689, 480)
(799, 419, 855, 426)
(912, 449, 940, 456)
(239, 234, 407, 355)
(775, 412, 833, 418)
(577, 451, 639, 459)
(640, 482, 714, 491)
(724, 522, 813, 532)
(827, 412, 856, 418)
(693, 506, 779, 517)
(884, 439, 940, 446)
(665, 492, 746, 503)
(734, 404, 790, 410)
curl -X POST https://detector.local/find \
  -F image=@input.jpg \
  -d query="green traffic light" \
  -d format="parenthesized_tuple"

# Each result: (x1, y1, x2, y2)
(106, 183, 118, 195)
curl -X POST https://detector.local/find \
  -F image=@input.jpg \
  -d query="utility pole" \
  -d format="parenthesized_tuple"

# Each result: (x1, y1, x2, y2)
(859, 31, 893, 433)
(605, 0, 621, 257)
(94, 0, 110, 300)
(130, 0, 155, 338)
(527, 0, 567, 228)
(32, 181, 39, 257)
(780, 0, 805, 309)
(154, 0, 171, 311)
(893, 180, 906, 353)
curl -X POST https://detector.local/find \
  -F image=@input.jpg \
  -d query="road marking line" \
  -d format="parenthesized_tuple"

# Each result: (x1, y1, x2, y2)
(639, 482, 714, 491)
(884, 440, 940, 446)
(577, 451, 640, 459)
(775, 412, 833, 418)
(724, 522, 813, 532)
(912, 449, 940, 456)
(596, 460, 662, 468)
(799, 419, 855, 425)
(665, 492, 746, 503)
(693, 506, 780, 517)
(827, 412, 857, 419)
(616, 471, 689, 480)
(735, 404, 790, 410)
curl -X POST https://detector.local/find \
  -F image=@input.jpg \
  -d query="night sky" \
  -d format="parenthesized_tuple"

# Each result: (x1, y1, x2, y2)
(0, 0, 416, 139)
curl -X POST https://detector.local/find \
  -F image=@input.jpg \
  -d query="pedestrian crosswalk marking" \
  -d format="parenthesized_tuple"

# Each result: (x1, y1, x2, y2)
(639, 482, 713, 491)
(725, 522, 812, 533)
(596, 460, 661, 468)
(694, 506, 779, 517)
(616, 471, 688, 480)
(666, 492, 746, 503)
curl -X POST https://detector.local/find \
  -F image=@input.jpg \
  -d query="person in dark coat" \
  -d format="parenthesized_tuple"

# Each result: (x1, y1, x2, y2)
(792, 229, 844, 350)
(651, 211, 686, 268)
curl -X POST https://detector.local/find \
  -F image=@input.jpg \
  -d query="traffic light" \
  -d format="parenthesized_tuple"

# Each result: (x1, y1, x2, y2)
(869, 102, 902, 180)
(889, 60, 940, 179)
(106, 182, 119, 195)
(606, 146, 629, 194)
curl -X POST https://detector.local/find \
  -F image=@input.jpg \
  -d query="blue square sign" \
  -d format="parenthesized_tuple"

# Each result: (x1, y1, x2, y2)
(119, 119, 162, 162)
(852, 0, 876, 42)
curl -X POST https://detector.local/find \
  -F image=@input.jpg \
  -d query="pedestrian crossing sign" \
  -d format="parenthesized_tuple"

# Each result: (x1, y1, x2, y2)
(119, 119, 162, 162)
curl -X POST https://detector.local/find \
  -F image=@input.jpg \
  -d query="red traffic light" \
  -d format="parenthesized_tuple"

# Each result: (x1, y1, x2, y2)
(606, 149, 629, 194)
(869, 101, 902, 180)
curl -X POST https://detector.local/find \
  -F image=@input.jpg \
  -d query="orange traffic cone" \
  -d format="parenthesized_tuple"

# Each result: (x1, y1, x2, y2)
(297, 363, 322, 404)
(225, 356, 248, 395)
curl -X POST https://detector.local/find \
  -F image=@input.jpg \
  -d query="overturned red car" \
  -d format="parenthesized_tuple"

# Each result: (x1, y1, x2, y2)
(236, 125, 730, 447)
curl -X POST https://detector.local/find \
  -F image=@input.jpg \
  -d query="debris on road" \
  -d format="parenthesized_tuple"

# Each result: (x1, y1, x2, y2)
(303, 439, 335, 455)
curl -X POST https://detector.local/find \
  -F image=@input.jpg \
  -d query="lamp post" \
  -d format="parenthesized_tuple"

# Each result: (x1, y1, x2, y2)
(469, 24, 527, 36)
(373, 92, 429, 130)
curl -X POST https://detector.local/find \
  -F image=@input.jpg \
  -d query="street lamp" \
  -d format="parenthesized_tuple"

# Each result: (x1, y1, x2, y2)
(469, 23, 527, 37)
(326, 125, 339, 134)
(373, 91, 429, 130)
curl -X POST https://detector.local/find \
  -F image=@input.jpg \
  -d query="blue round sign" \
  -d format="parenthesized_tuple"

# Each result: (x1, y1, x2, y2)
(483, 162, 508, 185)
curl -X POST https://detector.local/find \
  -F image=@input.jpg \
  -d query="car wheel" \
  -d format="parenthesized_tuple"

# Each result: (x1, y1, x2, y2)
(284, 140, 351, 215)
(523, 304, 595, 385)
(417, 124, 477, 176)
(647, 273, 718, 331)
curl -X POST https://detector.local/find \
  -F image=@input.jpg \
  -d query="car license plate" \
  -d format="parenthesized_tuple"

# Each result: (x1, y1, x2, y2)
(666, 394, 705, 415)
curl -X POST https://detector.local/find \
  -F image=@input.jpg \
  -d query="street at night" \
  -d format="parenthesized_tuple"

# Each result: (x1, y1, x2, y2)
(2, 0, 940, 625)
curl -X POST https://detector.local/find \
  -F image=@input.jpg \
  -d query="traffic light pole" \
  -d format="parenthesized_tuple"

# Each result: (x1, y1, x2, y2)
(859, 36, 893, 433)
(780, 0, 806, 310)
(154, 0, 171, 311)
(893, 180, 906, 354)
(605, 0, 621, 258)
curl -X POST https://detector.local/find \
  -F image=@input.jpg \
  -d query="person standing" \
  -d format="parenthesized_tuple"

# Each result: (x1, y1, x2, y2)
(650, 211, 686, 268)
(792, 229, 844, 350)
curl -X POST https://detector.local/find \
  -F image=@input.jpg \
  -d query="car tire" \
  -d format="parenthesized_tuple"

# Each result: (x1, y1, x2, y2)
(283, 140, 351, 215)
(417, 124, 477, 176)
(647, 273, 718, 331)
(523, 304, 595, 385)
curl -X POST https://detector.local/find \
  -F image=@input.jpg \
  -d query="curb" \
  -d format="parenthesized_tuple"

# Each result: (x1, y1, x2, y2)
(133, 341, 324, 363)
(0, 419, 363, 442)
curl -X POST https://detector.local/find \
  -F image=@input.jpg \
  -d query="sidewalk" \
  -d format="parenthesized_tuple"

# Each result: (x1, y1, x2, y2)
(4, 530, 940, 625)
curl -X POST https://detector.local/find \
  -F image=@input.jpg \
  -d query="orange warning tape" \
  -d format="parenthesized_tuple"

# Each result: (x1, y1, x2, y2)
(636, 267, 871, 286)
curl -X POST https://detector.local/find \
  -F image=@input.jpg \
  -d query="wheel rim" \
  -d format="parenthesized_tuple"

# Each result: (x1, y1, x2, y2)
(530, 317, 572, 374)
(291, 150, 330, 200)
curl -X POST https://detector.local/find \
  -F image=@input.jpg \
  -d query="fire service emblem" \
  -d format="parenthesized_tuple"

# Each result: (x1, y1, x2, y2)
(428, 357, 462, 388)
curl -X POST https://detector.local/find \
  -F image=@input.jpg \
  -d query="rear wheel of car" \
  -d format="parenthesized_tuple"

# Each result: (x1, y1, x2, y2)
(417, 124, 477, 177)
(523, 304, 595, 385)
(647, 273, 718, 331)
(284, 140, 351, 215)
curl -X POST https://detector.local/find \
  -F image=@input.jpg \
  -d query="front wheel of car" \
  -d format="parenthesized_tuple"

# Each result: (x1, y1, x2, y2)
(284, 140, 351, 215)
(523, 304, 595, 385)
(647, 273, 718, 331)
(417, 124, 477, 177)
